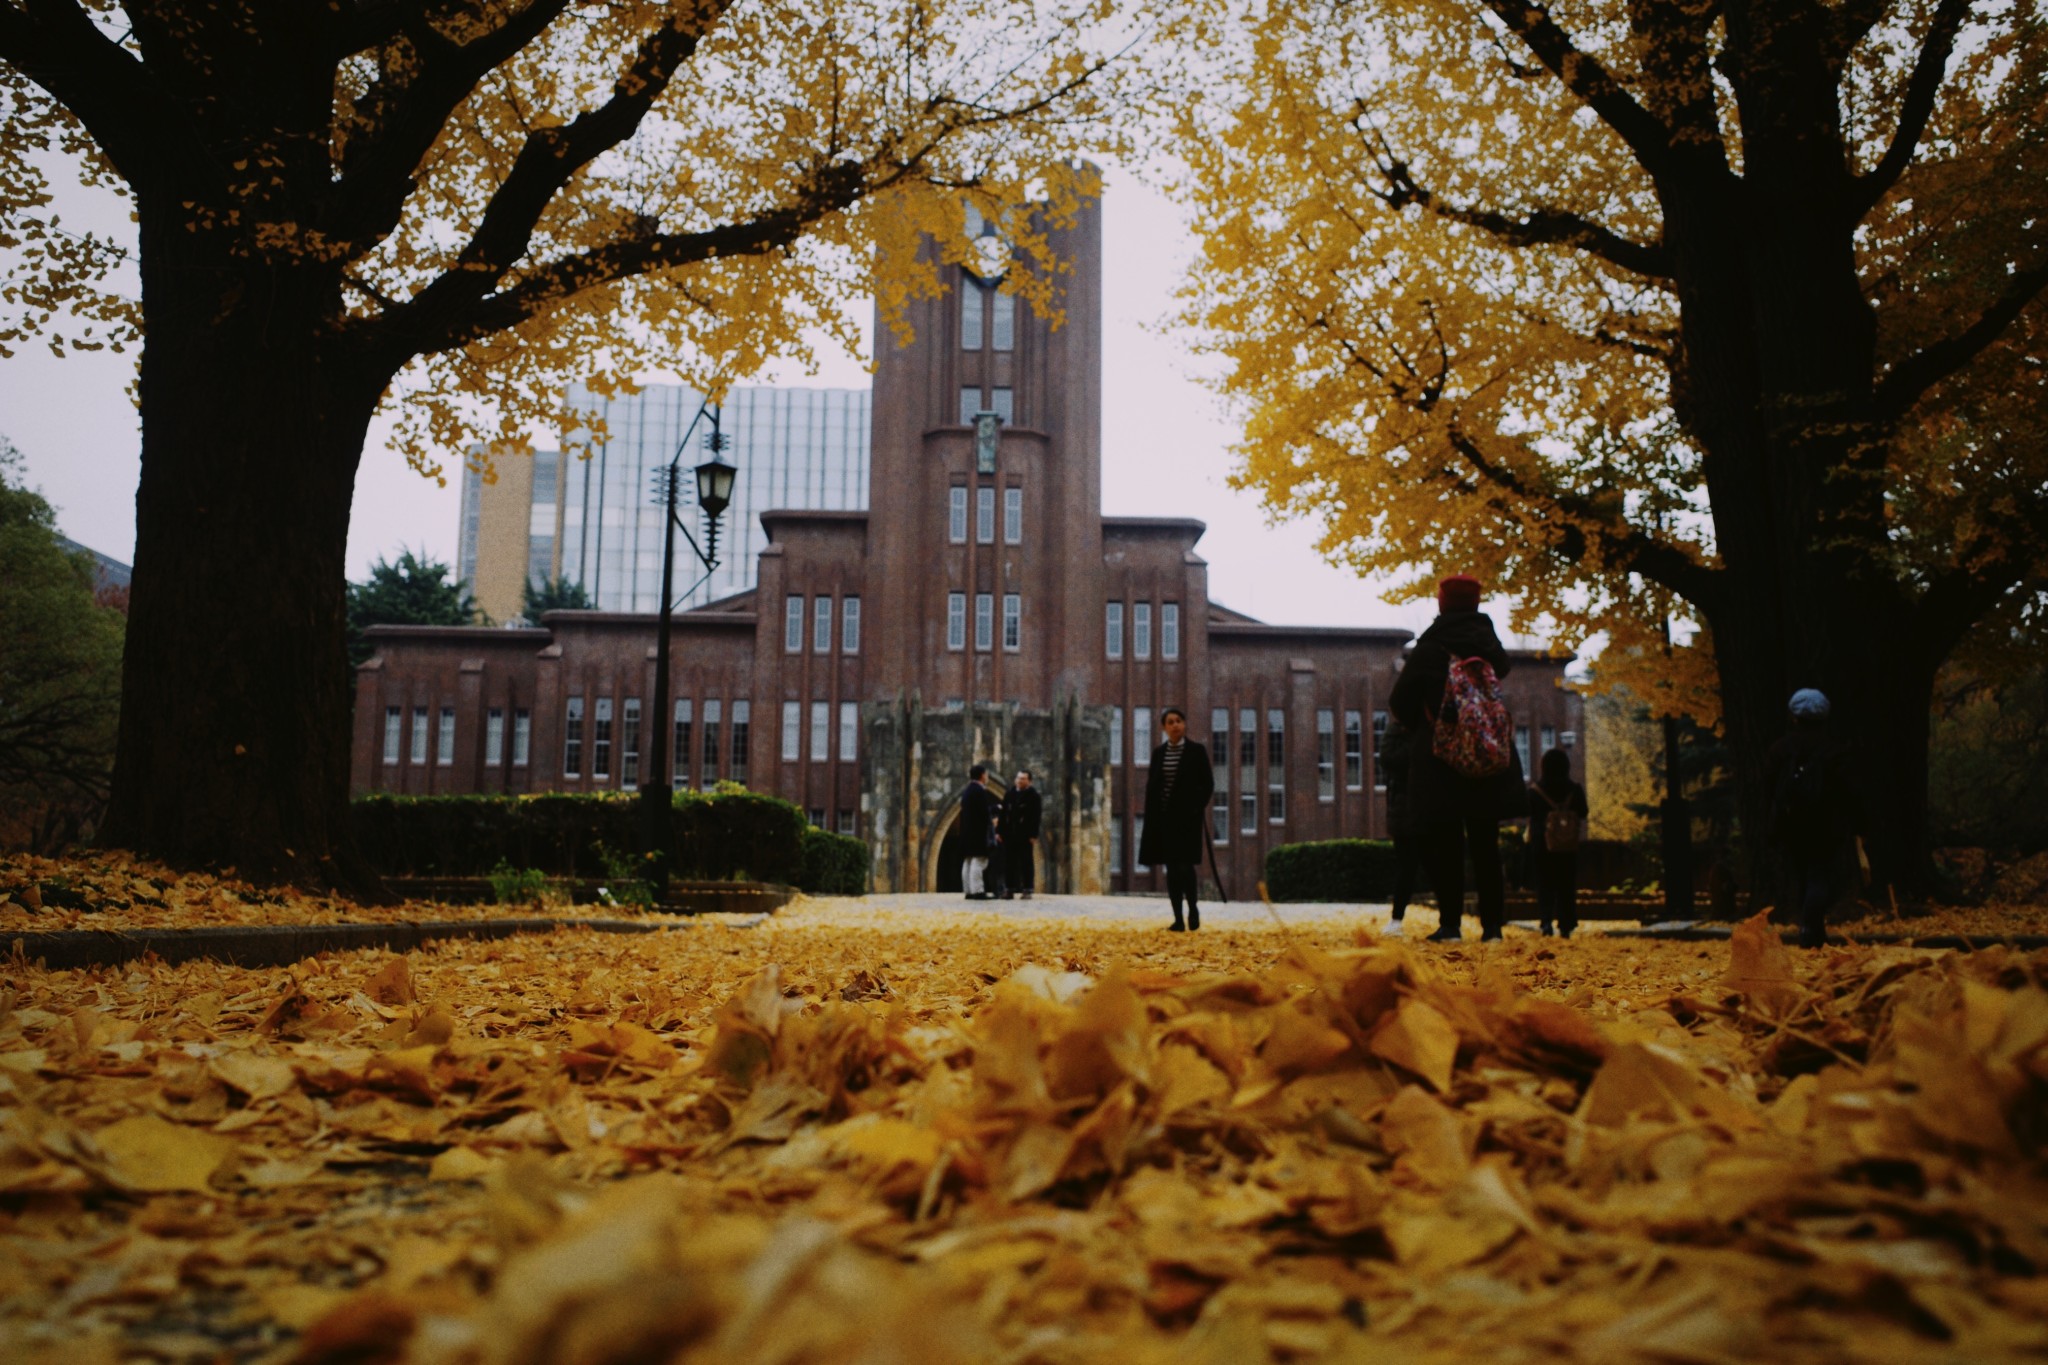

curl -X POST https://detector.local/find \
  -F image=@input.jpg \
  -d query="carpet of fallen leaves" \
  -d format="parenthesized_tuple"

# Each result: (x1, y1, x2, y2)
(3, 896, 2047, 1365)
(0, 855, 678, 931)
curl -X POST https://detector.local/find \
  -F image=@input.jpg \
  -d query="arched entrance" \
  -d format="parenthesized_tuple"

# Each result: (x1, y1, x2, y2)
(922, 797, 969, 893)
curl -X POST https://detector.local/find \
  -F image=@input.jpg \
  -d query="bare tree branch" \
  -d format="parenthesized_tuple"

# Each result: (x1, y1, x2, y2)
(1372, 157, 1672, 278)
(1476, 0, 1679, 178)
(1850, 0, 1976, 217)
(1874, 253, 2048, 421)
(1, 0, 211, 189)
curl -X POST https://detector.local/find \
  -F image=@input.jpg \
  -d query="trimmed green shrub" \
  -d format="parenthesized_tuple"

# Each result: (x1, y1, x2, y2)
(486, 860, 551, 906)
(353, 788, 809, 884)
(1264, 839, 1402, 902)
(797, 826, 869, 895)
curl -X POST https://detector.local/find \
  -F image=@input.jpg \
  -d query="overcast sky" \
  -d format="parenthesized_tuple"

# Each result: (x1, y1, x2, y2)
(0, 163, 1456, 637)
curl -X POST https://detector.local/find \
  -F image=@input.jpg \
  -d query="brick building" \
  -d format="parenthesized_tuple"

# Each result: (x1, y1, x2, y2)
(352, 191, 1582, 894)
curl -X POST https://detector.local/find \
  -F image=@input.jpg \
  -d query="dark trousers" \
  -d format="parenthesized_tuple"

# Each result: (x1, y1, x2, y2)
(987, 845, 1008, 898)
(1788, 843, 1847, 947)
(1535, 852, 1578, 935)
(1390, 834, 1421, 919)
(1423, 814, 1505, 936)
(1006, 840, 1036, 894)
(1166, 862, 1200, 918)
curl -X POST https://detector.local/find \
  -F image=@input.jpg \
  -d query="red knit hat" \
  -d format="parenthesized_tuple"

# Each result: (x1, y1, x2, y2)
(1437, 574, 1482, 612)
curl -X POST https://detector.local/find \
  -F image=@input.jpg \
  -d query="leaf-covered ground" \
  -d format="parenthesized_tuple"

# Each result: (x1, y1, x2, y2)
(3, 888, 2046, 1364)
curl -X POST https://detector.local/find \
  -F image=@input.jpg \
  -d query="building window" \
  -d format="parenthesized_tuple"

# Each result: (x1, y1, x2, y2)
(1134, 602, 1152, 659)
(513, 708, 531, 767)
(1514, 725, 1531, 780)
(1317, 709, 1336, 801)
(1561, 730, 1578, 750)
(621, 698, 642, 790)
(962, 278, 984, 350)
(730, 700, 750, 786)
(1134, 813, 1148, 872)
(810, 702, 829, 761)
(410, 707, 428, 766)
(673, 699, 693, 789)
(959, 386, 981, 426)
(782, 701, 801, 761)
(840, 701, 858, 761)
(837, 809, 857, 835)
(949, 486, 968, 543)
(382, 707, 401, 766)
(1267, 708, 1286, 823)
(1211, 708, 1230, 844)
(991, 387, 1013, 423)
(992, 288, 1015, 351)
(975, 592, 994, 651)
(593, 697, 613, 779)
(1002, 594, 1021, 651)
(1106, 602, 1124, 659)
(976, 486, 995, 543)
(564, 697, 583, 777)
(813, 595, 833, 653)
(842, 597, 861, 654)
(1344, 710, 1363, 790)
(1134, 707, 1152, 764)
(437, 708, 456, 766)
(1111, 707, 1123, 766)
(1372, 710, 1389, 790)
(1238, 708, 1257, 834)
(947, 592, 966, 650)
(1003, 487, 1022, 544)
(702, 700, 722, 781)
(785, 595, 804, 653)
(1110, 815, 1122, 875)
(486, 708, 505, 767)
(1161, 603, 1180, 660)
(810, 807, 826, 828)
(1541, 725, 1558, 756)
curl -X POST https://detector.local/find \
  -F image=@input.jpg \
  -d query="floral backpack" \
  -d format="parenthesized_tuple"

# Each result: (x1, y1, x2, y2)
(1431, 655, 1513, 779)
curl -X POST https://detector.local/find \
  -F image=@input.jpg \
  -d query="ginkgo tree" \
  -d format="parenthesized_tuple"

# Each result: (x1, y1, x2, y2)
(1172, 0, 2048, 889)
(0, 0, 1124, 886)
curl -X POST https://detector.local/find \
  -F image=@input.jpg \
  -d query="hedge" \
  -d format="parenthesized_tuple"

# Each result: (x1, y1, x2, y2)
(352, 787, 808, 883)
(1264, 839, 1403, 902)
(797, 827, 870, 895)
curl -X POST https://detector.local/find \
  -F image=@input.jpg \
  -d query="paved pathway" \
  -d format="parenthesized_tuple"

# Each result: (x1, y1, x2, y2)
(815, 891, 1417, 930)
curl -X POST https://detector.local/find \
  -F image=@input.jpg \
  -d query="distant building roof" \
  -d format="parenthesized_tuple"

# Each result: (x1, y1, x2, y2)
(56, 536, 131, 591)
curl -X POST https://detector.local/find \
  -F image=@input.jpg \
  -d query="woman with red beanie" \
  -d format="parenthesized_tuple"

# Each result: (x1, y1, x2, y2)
(1387, 574, 1524, 941)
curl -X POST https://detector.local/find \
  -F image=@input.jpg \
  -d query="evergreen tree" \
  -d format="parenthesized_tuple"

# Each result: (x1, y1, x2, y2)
(523, 575, 594, 619)
(0, 436, 124, 851)
(346, 551, 477, 673)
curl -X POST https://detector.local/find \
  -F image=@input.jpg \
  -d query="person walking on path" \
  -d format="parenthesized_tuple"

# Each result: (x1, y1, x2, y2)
(959, 764, 999, 900)
(1140, 707, 1215, 931)
(1525, 747, 1589, 938)
(1764, 688, 1861, 948)
(1003, 770, 1043, 899)
(1388, 574, 1524, 942)
(1381, 717, 1423, 937)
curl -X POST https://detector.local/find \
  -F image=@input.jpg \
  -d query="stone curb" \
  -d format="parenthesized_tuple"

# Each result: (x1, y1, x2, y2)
(6, 915, 765, 972)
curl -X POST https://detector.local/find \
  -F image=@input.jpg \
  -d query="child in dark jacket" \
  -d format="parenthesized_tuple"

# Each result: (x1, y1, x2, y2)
(1526, 748, 1589, 937)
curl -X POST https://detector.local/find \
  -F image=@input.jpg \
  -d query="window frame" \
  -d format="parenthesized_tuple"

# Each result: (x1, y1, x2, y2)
(1133, 602, 1152, 659)
(1105, 602, 1124, 660)
(976, 485, 995, 543)
(1161, 602, 1180, 660)
(563, 697, 584, 777)
(1134, 707, 1152, 765)
(512, 708, 531, 768)
(1002, 593, 1021, 651)
(382, 706, 402, 766)
(1317, 708, 1336, 801)
(839, 701, 858, 761)
(782, 701, 802, 762)
(621, 697, 642, 790)
(485, 707, 505, 768)
(784, 595, 804, 653)
(949, 486, 968, 543)
(1003, 486, 1022, 544)
(729, 700, 750, 786)
(810, 701, 829, 762)
(974, 592, 994, 651)
(673, 699, 693, 790)
(961, 276, 985, 350)
(842, 596, 861, 654)
(947, 592, 967, 650)
(592, 697, 613, 779)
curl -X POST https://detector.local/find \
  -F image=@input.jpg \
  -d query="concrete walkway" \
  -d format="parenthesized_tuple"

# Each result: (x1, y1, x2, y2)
(813, 891, 1412, 930)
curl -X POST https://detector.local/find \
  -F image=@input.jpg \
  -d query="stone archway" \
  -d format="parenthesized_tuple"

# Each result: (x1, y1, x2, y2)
(920, 796, 969, 894)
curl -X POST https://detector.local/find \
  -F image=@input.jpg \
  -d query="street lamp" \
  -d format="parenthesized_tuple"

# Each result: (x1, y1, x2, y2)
(642, 401, 735, 893)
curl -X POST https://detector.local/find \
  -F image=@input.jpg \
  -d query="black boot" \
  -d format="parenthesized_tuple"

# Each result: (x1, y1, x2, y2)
(1188, 906, 1200, 930)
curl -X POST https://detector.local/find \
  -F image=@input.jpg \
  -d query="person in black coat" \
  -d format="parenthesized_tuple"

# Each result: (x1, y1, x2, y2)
(1525, 747, 1589, 937)
(1387, 574, 1523, 942)
(1003, 770, 1043, 899)
(1764, 688, 1860, 948)
(1139, 707, 1215, 931)
(959, 763, 998, 900)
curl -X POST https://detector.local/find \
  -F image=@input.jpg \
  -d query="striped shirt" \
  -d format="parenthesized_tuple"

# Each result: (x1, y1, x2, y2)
(1159, 740, 1184, 800)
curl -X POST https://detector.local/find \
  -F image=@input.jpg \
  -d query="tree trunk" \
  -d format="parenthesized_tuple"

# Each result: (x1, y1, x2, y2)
(99, 205, 386, 892)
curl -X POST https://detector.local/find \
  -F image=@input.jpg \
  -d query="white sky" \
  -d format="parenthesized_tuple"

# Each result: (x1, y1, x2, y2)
(0, 163, 1463, 637)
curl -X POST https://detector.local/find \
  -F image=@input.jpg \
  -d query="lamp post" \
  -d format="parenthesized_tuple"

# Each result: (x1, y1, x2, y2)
(642, 402, 737, 892)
